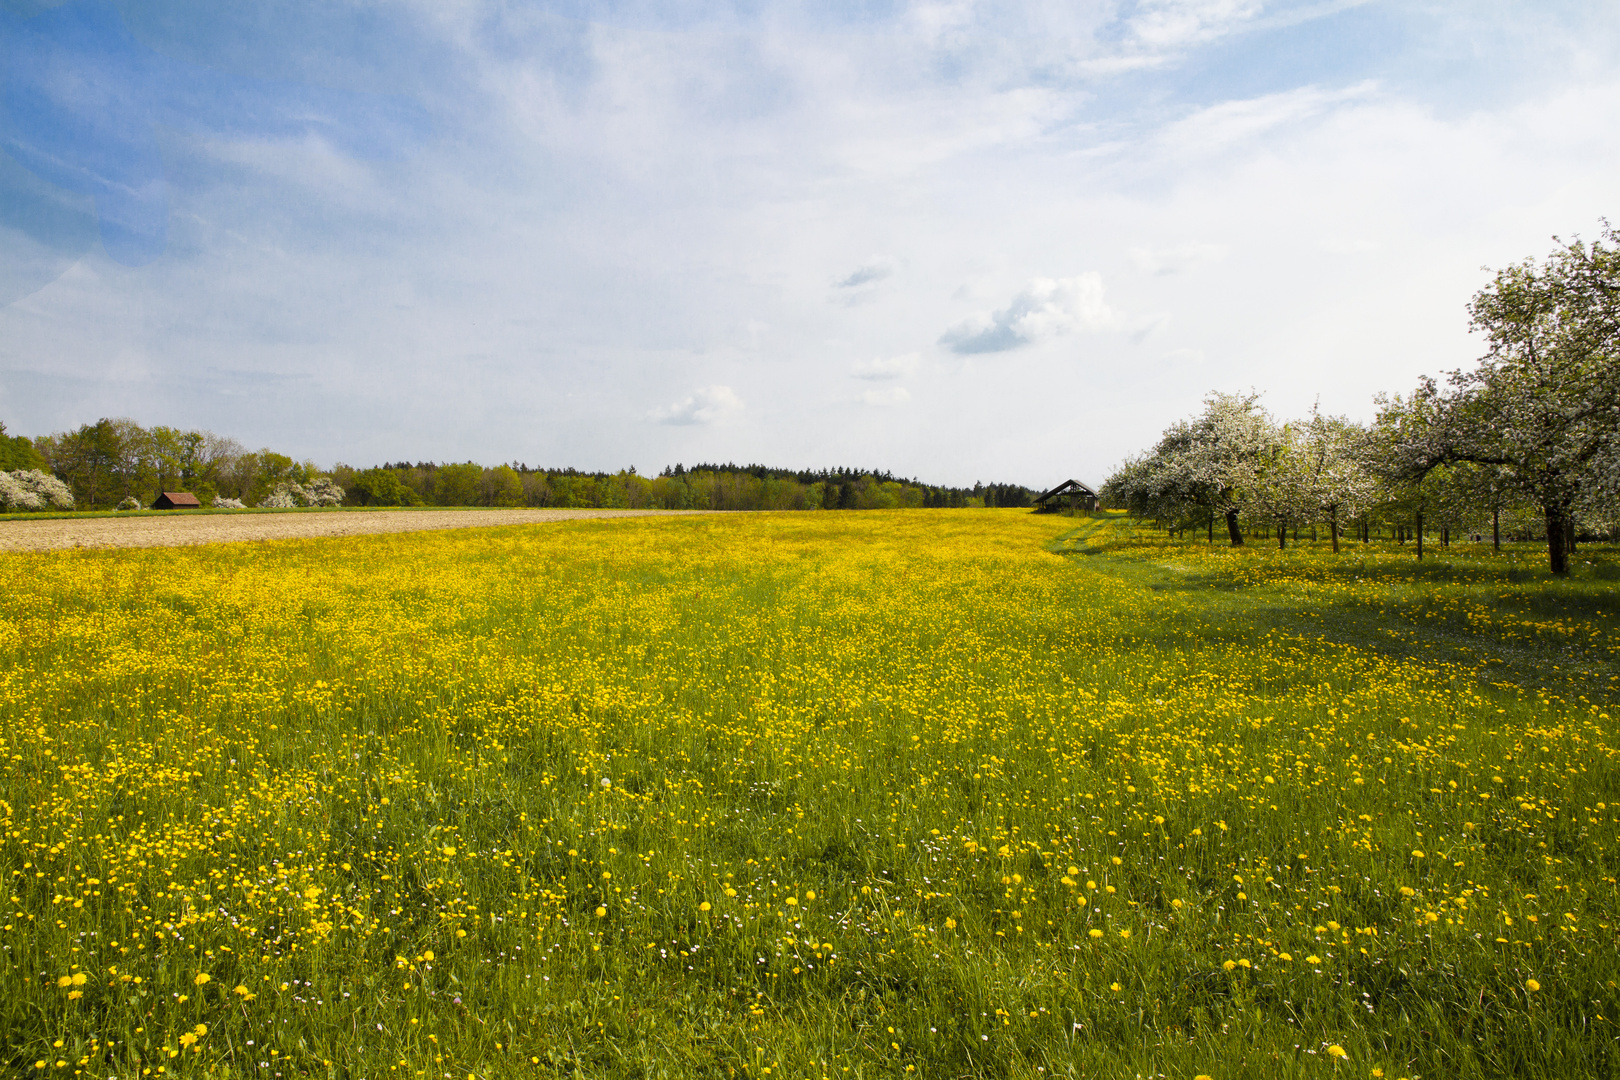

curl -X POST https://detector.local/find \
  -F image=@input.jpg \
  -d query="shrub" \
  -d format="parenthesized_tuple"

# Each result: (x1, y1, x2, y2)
(117, 496, 141, 511)
(0, 470, 75, 511)
(212, 496, 247, 509)
(261, 478, 345, 509)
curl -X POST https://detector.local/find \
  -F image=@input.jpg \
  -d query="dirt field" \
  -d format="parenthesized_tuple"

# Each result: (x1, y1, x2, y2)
(0, 508, 703, 552)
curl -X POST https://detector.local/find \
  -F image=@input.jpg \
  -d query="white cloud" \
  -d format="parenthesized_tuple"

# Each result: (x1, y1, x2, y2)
(851, 352, 919, 380)
(1129, 243, 1227, 275)
(1155, 82, 1379, 159)
(648, 385, 743, 426)
(940, 274, 1117, 354)
(1126, 0, 1265, 51)
(859, 386, 910, 407)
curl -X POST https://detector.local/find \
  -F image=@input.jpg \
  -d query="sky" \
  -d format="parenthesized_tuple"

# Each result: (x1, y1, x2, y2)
(2, 0, 1618, 487)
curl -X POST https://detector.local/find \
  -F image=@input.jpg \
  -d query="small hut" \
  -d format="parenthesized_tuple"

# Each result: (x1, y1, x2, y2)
(152, 492, 202, 510)
(1032, 479, 1099, 515)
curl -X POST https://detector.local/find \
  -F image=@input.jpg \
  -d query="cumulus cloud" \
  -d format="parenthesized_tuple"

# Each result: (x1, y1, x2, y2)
(648, 385, 743, 426)
(851, 352, 919, 380)
(939, 274, 1117, 355)
(859, 386, 910, 407)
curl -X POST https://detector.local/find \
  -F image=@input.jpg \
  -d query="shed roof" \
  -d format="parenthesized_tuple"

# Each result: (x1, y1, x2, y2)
(1033, 479, 1098, 503)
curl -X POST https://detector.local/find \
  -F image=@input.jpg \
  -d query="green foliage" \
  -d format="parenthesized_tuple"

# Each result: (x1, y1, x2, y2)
(0, 421, 47, 472)
(433, 462, 484, 506)
(346, 468, 424, 507)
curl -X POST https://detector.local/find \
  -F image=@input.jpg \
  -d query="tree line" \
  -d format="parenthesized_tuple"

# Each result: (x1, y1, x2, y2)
(1, 416, 1035, 514)
(1102, 225, 1620, 574)
(335, 461, 1032, 512)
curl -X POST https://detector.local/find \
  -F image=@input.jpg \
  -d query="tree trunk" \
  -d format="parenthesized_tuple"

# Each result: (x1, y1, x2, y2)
(1415, 511, 1424, 560)
(1208, 515, 1214, 544)
(1278, 522, 1286, 550)
(1330, 511, 1340, 554)
(1493, 507, 1500, 553)
(1568, 520, 1577, 555)
(1441, 525, 1449, 549)
(1225, 509, 1244, 547)
(1546, 506, 1569, 575)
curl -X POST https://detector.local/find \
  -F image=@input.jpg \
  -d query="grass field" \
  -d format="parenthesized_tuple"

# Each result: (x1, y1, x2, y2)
(3, 510, 1618, 1079)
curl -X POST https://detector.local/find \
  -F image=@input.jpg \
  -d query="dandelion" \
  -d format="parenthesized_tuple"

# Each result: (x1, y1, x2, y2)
(944, 917, 956, 929)
(194, 973, 211, 986)
(1328, 1045, 1348, 1058)
(1089, 929, 1104, 939)
(699, 901, 711, 912)
(1306, 955, 1322, 965)
(1526, 979, 1541, 992)
(595, 906, 607, 918)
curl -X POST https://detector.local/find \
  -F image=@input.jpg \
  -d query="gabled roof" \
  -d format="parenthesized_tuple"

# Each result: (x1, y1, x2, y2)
(155, 491, 202, 508)
(1033, 479, 1098, 502)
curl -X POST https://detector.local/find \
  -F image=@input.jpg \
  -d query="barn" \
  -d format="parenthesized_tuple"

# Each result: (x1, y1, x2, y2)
(152, 492, 202, 510)
(1032, 479, 1099, 514)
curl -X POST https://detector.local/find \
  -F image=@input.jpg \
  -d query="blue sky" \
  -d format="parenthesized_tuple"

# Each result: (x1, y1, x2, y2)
(2, 0, 1618, 485)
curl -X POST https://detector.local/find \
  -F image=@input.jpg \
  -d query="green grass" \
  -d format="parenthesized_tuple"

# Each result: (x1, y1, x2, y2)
(1, 510, 1617, 1079)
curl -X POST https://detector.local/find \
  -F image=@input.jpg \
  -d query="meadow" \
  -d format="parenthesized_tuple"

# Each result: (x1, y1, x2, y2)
(1, 510, 1617, 1079)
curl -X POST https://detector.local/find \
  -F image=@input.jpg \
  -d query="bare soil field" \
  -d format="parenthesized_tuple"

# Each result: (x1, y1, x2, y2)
(0, 508, 703, 552)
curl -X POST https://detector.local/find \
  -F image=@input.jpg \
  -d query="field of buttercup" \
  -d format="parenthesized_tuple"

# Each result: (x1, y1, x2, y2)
(3, 510, 1618, 1079)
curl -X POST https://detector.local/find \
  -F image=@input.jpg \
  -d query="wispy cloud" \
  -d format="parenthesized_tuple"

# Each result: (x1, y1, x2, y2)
(851, 352, 919, 381)
(648, 385, 743, 426)
(940, 275, 1117, 355)
(859, 385, 910, 407)
(836, 256, 897, 289)
(1129, 242, 1226, 275)
(1126, 0, 1266, 52)
(1155, 81, 1379, 159)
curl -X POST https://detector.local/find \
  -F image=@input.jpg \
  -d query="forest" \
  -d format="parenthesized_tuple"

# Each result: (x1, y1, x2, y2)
(0, 417, 1034, 514)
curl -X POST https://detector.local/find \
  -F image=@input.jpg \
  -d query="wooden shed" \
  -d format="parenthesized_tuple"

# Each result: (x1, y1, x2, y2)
(1033, 479, 1099, 514)
(152, 491, 202, 510)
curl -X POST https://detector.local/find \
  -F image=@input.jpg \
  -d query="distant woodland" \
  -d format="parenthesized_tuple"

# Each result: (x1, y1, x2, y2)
(0, 418, 1034, 512)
